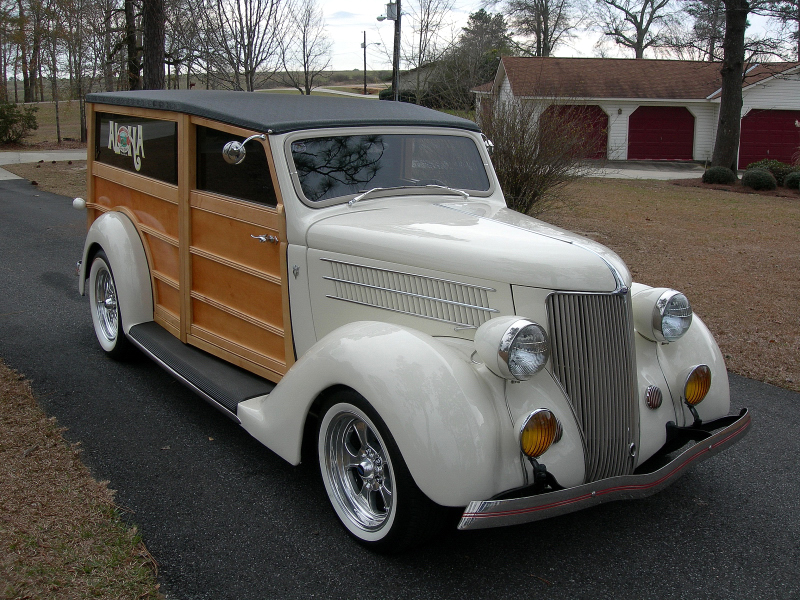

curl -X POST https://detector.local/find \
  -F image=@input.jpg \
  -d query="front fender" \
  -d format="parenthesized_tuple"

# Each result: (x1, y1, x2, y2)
(237, 321, 508, 507)
(79, 211, 153, 334)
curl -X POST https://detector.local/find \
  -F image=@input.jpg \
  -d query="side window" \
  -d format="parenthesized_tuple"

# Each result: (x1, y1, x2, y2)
(196, 126, 278, 207)
(95, 112, 178, 184)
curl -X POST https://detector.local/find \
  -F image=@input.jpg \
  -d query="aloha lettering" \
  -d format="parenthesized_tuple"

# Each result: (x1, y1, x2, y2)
(107, 121, 145, 171)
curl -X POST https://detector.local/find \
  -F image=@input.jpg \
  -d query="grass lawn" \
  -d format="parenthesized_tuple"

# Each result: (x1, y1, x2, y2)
(540, 177, 800, 392)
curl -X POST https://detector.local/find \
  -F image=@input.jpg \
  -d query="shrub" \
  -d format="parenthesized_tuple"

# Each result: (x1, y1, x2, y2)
(479, 99, 600, 215)
(702, 166, 736, 184)
(378, 88, 417, 103)
(745, 158, 798, 186)
(741, 168, 777, 191)
(0, 102, 38, 143)
(784, 171, 800, 190)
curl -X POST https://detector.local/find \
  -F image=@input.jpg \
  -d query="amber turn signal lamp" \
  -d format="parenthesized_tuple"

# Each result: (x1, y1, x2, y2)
(684, 365, 712, 405)
(520, 409, 559, 458)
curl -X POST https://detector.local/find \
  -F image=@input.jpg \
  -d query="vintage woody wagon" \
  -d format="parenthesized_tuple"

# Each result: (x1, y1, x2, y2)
(75, 90, 750, 551)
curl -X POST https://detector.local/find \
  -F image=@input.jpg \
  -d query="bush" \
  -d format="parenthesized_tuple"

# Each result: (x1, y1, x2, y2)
(480, 99, 599, 215)
(702, 166, 736, 184)
(741, 168, 777, 191)
(378, 88, 417, 103)
(784, 171, 800, 190)
(0, 102, 38, 143)
(745, 158, 799, 186)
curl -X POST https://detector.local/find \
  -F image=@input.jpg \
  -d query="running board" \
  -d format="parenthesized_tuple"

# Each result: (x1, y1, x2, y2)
(127, 322, 276, 421)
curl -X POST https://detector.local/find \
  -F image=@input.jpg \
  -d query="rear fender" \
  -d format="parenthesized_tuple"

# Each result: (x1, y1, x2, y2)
(79, 211, 153, 334)
(237, 321, 509, 507)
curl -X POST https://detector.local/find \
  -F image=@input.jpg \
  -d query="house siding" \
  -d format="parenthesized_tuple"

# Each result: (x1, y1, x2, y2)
(742, 71, 800, 113)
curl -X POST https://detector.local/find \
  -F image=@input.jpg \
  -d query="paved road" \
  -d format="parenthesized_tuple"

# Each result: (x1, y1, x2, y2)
(1, 179, 797, 600)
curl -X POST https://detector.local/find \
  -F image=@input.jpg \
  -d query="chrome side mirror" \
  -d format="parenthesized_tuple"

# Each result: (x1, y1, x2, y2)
(481, 133, 494, 156)
(222, 133, 267, 165)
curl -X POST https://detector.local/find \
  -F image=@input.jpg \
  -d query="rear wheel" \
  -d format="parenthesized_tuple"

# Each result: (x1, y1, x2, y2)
(318, 390, 446, 552)
(88, 251, 132, 358)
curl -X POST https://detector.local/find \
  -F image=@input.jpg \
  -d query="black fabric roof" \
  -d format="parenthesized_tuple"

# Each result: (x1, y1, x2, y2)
(86, 90, 481, 134)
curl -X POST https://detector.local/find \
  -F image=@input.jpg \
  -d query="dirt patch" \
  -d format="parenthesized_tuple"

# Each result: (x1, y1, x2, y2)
(3, 160, 88, 201)
(672, 177, 800, 198)
(0, 360, 161, 599)
(541, 177, 800, 393)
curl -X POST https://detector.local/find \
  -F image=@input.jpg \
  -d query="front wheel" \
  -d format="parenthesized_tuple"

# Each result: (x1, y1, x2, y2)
(318, 390, 447, 552)
(88, 251, 131, 358)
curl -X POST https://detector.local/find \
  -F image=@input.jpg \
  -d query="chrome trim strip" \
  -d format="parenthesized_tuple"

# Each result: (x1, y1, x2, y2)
(325, 295, 479, 329)
(320, 258, 496, 291)
(458, 409, 751, 530)
(323, 276, 499, 313)
(127, 332, 242, 424)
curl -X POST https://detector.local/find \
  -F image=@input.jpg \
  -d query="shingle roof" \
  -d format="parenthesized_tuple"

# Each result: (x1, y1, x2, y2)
(86, 90, 481, 133)
(498, 57, 799, 100)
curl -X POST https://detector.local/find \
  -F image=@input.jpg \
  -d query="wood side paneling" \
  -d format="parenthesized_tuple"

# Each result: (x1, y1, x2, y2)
(95, 178, 180, 238)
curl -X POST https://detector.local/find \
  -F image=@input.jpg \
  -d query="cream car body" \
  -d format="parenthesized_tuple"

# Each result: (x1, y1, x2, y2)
(77, 91, 749, 550)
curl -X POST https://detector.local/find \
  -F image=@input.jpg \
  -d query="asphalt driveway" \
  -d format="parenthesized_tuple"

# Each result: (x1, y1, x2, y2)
(0, 179, 797, 600)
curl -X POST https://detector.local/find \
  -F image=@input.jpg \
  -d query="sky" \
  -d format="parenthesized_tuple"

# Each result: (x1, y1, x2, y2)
(319, 1, 778, 72)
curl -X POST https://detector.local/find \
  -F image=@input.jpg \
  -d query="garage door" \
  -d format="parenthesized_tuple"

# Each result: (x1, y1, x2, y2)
(543, 105, 608, 159)
(628, 107, 694, 160)
(738, 109, 800, 169)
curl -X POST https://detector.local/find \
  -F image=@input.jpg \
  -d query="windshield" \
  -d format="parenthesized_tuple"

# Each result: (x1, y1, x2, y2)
(290, 134, 490, 203)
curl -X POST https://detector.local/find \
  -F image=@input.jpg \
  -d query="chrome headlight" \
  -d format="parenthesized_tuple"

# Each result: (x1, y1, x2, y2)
(633, 288, 693, 343)
(475, 317, 550, 381)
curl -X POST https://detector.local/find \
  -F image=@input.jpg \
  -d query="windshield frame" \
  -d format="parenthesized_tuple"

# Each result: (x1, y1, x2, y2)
(283, 126, 495, 208)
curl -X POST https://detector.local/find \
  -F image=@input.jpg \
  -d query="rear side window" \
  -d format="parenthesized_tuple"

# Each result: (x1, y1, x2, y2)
(95, 112, 178, 184)
(196, 126, 278, 207)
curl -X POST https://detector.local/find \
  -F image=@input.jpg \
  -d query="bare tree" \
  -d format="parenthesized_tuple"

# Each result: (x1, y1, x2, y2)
(403, 0, 456, 102)
(202, 0, 284, 90)
(489, 0, 581, 56)
(593, 0, 676, 57)
(762, 0, 800, 58)
(278, 0, 331, 94)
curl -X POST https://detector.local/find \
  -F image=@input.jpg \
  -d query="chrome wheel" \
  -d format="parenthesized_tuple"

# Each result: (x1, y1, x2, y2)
(321, 404, 395, 536)
(88, 251, 130, 358)
(94, 265, 119, 343)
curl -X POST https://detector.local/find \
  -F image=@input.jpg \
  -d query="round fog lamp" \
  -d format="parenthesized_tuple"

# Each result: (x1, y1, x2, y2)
(520, 409, 560, 458)
(684, 364, 711, 405)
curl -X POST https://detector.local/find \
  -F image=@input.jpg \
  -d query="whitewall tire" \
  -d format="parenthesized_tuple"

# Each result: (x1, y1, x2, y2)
(88, 251, 131, 358)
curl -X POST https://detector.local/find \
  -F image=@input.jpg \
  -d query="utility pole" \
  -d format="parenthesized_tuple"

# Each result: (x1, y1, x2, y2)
(363, 31, 367, 95)
(392, 0, 401, 101)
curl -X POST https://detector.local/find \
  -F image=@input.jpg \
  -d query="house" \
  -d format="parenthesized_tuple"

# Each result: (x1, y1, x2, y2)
(474, 57, 800, 168)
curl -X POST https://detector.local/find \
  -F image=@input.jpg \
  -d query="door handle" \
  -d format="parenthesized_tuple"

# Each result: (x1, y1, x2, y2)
(251, 234, 279, 244)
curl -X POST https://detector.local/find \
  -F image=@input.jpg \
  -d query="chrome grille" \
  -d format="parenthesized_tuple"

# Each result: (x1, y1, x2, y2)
(546, 291, 639, 482)
(322, 258, 497, 328)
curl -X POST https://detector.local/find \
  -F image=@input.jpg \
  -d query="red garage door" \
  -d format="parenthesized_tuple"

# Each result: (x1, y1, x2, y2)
(543, 105, 608, 159)
(738, 109, 800, 169)
(628, 106, 695, 160)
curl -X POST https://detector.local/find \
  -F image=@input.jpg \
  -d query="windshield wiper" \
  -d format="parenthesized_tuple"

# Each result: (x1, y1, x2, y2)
(348, 185, 469, 207)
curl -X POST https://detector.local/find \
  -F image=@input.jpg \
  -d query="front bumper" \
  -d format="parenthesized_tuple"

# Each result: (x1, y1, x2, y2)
(458, 408, 751, 531)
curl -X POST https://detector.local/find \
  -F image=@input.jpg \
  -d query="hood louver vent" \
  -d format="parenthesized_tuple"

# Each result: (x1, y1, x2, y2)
(322, 258, 497, 329)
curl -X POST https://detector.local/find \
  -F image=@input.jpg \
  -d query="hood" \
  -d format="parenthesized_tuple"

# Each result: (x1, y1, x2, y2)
(306, 199, 631, 293)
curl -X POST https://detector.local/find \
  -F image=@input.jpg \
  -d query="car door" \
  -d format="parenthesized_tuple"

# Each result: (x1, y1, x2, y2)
(185, 118, 293, 382)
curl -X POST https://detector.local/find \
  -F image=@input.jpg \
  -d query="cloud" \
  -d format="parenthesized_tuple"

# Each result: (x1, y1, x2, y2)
(330, 11, 356, 20)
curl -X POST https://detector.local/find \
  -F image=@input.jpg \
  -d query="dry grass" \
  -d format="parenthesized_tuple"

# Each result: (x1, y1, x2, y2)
(540, 177, 800, 392)
(0, 360, 162, 600)
(3, 160, 88, 200)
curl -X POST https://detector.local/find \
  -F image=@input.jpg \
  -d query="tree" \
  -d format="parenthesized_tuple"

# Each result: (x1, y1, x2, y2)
(424, 9, 511, 109)
(403, 0, 456, 102)
(763, 0, 800, 58)
(278, 0, 331, 94)
(201, 0, 285, 91)
(142, 0, 164, 88)
(492, 0, 580, 56)
(711, 0, 750, 171)
(593, 0, 676, 57)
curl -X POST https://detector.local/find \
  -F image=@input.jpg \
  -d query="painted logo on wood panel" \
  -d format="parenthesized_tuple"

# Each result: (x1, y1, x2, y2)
(107, 121, 145, 171)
